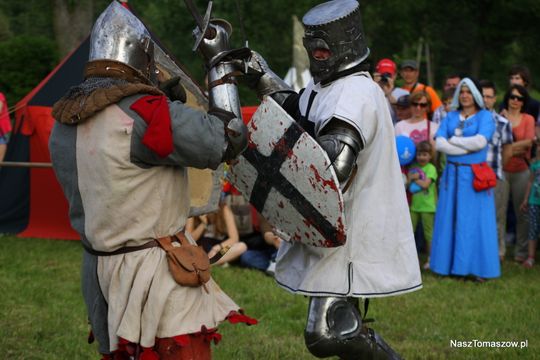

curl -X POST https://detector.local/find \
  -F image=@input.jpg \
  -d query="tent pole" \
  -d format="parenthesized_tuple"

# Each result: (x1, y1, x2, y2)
(0, 161, 52, 168)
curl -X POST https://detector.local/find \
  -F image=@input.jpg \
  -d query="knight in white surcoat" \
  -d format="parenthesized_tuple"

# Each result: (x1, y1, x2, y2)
(236, 0, 422, 358)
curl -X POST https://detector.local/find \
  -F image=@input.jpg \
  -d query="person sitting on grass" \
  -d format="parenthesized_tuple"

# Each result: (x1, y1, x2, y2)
(222, 187, 282, 275)
(407, 141, 438, 270)
(186, 202, 245, 266)
(238, 209, 282, 276)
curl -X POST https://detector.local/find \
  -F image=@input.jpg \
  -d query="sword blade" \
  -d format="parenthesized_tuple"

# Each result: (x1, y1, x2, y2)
(183, 0, 206, 31)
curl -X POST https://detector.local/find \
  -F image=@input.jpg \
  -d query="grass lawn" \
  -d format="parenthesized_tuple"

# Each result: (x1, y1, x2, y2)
(1, 235, 538, 359)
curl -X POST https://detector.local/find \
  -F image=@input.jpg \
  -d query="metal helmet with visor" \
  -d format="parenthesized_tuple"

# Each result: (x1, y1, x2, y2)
(302, 0, 370, 84)
(89, 1, 157, 84)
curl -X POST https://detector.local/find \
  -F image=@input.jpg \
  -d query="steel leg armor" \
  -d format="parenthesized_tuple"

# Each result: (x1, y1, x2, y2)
(304, 297, 402, 360)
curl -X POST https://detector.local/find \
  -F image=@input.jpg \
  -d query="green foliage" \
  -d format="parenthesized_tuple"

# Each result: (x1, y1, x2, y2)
(0, 11, 12, 41)
(132, 0, 321, 105)
(1, 0, 540, 105)
(1, 235, 539, 359)
(363, 0, 540, 90)
(0, 36, 57, 105)
(0, 0, 54, 39)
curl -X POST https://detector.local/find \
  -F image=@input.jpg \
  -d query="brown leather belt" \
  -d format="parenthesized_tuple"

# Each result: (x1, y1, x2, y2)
(83, 239, 160, 256)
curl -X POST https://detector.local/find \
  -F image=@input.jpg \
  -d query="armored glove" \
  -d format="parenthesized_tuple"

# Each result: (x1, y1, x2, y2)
(230, 50, 295, 104)
(159, 77, 187, 103)
(208, 107, 248, 162)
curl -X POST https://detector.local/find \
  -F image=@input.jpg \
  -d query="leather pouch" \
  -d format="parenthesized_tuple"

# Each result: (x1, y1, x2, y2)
(156, 232, 210, 288)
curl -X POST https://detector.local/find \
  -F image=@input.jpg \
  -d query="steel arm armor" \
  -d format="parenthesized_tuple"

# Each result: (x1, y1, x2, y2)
(195, 20, 248, 160)
(317, 119, 364, 185)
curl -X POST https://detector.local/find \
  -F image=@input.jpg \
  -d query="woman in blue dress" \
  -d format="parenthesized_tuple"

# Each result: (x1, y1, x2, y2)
(430, 78, 501, 280)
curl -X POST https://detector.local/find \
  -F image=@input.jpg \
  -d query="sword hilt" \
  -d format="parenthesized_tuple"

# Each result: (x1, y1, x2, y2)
(185, 0, 215, 51)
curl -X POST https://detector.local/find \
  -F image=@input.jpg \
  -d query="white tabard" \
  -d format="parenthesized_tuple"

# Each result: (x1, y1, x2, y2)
(275, 72, 422, 297)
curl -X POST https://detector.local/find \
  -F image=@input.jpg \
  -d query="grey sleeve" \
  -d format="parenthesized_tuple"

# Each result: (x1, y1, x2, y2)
(119, 94, 227, 170)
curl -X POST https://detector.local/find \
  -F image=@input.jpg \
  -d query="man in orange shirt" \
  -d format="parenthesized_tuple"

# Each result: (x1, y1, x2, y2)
(399, 59, 442, 117)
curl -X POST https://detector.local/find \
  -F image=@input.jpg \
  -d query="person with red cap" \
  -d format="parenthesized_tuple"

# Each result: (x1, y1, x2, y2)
(374, 58, 409, 124)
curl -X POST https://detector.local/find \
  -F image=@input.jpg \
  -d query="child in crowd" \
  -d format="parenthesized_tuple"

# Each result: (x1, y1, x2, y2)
(407, 141, 438, 270)
(431, 88, 455, 124)
(520, 145, 540, 268)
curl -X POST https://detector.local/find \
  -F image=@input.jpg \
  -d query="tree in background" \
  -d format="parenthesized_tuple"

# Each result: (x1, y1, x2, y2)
(364, 0, 540, 91)
(0, 36, 57, 104)
(1, 0, 540, 105)
(53, 0, 94, 57)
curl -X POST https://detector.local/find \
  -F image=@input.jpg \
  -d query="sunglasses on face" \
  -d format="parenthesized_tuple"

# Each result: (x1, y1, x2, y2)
(509, 94, 524, 102)
(412, 102, 428, 108)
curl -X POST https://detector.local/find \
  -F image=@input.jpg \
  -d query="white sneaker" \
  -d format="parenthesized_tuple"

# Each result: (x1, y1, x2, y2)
(422, 257, 430, 270)
(265, 261, 276, 276)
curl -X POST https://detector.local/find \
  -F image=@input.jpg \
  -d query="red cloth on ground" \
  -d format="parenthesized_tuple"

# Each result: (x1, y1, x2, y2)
(130, 95, 173, 157)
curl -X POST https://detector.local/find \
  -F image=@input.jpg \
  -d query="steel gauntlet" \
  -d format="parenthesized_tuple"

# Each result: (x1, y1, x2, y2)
(194, 20, 248, 160)
(208, 107, 247, 162)
(239, 51, 295, 106)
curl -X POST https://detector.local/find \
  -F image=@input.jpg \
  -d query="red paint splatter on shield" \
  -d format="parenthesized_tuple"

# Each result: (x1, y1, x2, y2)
(309, 165, 339, 192)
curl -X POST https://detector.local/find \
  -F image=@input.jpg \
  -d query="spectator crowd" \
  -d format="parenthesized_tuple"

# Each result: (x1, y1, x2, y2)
(378, 60, 540, 280)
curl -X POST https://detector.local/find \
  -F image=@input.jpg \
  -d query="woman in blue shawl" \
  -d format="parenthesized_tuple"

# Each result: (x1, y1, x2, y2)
(430, 78, 500, 280)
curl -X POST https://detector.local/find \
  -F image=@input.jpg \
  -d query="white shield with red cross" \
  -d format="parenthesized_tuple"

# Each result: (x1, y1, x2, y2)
(228, 96, 346, 247)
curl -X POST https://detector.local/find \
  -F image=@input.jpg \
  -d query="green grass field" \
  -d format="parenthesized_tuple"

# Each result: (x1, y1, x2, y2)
(1, 235, 538, 359)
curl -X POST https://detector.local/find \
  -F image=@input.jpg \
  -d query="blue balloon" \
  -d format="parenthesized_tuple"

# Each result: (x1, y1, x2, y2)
(395, 136, 416, 166)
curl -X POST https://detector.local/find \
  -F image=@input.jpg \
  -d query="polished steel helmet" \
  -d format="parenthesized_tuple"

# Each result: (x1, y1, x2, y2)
(89, 1, 156, 84)
(302, 0, 370, 84)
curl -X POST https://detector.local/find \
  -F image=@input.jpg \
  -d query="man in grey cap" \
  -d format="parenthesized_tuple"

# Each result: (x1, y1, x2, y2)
(399, 59, 442, 116)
